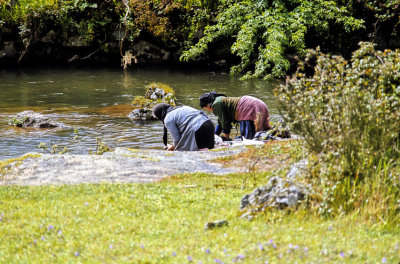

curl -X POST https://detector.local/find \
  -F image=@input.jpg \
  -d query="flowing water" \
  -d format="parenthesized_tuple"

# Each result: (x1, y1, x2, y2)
(0, 66, 280, 160)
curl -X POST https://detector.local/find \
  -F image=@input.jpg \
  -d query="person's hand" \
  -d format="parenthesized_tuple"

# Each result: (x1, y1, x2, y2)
(220, 136, 232, 141)
(167, 144, 175, 151)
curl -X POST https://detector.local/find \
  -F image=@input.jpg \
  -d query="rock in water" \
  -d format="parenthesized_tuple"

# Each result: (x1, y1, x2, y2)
(128, 82, 177, 120)
(9, 111, 65, 128)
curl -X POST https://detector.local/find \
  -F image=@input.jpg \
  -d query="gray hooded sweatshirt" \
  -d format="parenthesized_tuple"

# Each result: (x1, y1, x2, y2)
(164, 106, 210, 151)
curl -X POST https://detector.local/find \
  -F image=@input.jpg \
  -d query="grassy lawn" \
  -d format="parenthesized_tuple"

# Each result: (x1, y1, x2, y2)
(0, 142, 399, 263)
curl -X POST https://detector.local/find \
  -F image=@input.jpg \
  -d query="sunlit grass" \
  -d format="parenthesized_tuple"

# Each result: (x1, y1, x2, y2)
(1, 171, 399, 263)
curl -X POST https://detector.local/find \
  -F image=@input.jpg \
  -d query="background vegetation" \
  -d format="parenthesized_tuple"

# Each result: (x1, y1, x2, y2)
(1, 0, 400, 260)
(1, 0, 399, 76)
(277, 42, 400, 226)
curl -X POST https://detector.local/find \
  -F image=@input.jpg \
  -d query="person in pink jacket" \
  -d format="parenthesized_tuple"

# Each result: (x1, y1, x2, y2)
(199, 91, 271, 140)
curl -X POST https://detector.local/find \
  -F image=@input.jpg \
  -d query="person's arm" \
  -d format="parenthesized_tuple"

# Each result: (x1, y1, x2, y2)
(222, 133, 230, 139)
(164, 118, 181, 148)
(213, 100, 232, 138)
(215, 121, 222, 135)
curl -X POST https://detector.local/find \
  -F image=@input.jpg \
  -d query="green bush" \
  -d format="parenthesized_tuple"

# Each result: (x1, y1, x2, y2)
(277, 42, 400, 225)
(180, 0, 364, 79)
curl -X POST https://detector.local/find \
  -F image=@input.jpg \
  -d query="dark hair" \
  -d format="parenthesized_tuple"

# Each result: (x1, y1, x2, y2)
(152, 103, 181, 147)
(152, 103, 173, 122)
(199, 91, 226, 108)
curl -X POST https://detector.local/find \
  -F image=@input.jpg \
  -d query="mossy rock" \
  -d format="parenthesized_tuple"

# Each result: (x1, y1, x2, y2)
(131, 82, 176, 108)
(131, 96, 153, 108)
(128, 82, 177, 120)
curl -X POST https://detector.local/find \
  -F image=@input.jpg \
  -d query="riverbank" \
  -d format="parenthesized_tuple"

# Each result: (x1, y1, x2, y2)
(0, 141, 399, 263)
(0, 146, 247, 185)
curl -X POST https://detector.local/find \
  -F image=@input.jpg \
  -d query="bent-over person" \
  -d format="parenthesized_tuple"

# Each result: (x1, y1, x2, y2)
(152, 103, 215, 151)
(199, 91, 271, 140)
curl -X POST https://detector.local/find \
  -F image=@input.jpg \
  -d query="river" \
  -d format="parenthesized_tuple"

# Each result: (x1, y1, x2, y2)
(0, 66, 280, 160)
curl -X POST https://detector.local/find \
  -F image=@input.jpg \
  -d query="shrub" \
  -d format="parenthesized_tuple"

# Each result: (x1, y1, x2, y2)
(277, 42, 400, 225)
(180, 0, 364, 79)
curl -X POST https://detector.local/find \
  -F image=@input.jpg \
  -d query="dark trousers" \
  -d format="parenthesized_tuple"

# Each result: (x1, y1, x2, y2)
(195, 120, 215, 149)
(240, 120, 255, 139)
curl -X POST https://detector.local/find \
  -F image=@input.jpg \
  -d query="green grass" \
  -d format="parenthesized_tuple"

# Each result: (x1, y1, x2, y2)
(0, 171, 399, 263)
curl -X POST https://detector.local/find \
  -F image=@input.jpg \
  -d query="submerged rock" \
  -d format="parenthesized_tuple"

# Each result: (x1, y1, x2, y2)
(127, 108, 154, 120)
(8, 111, 66, 128)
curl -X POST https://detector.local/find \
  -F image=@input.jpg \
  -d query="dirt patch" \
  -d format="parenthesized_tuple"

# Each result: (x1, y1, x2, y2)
(211, 140, 295, 173)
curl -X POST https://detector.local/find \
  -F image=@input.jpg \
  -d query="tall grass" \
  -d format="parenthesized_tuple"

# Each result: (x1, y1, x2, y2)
(277, 42, 400, 226)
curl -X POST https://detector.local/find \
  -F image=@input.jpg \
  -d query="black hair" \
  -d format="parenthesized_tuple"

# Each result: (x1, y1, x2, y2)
(152, 103, 181, 147)
(199, 91, 226, 108)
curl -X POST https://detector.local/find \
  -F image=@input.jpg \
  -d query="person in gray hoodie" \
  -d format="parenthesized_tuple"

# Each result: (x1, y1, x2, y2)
(152, 103, 215, 151)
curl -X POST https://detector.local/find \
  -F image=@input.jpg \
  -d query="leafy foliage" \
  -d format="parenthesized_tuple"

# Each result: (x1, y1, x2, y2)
(277, 42, 400, 223)
(0, 0, 119, 62)
(1, 0, 398, 75)
(180, 0, 364, 79)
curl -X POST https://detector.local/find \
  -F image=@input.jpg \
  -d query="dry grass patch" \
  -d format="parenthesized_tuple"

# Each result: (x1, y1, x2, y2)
(212, 140, 299, 172)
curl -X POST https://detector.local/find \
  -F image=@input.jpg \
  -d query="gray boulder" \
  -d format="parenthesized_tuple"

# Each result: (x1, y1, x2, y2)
(240, 159, 313, 218)
(9, 111, 65, 128)
(240, 177, 307, 211)
(127, 108, 155, 120)
(128, 82, 177, 121)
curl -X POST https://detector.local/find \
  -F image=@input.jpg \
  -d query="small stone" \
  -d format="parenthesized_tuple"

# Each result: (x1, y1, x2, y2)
(204, 220, 228, 230)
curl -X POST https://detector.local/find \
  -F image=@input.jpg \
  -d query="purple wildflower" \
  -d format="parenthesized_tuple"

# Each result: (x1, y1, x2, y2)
(41, 236, 45, 241)
(48, 225, 54, 231)
(340, 252, 345, 257)
(214, 259, 223, 264)
(140, 244, 144, 249)
(236, 254, 245, 259)
(258, 243, 264, 250)
(84, 202, 89, 206)
(328, 226, 333, 230)
(58, 230, 62, 235)
(109, 244, 113, 249)
(382, 257, 387, 263)
(187, 255, 193, 262)
(304, 247, 309, 252)
(0, 217, 2, 221)
(172, 252, 176, 257)
(205, 248, 211, 254)
(74, 252, 80, 256)
(33, 239, 37, 244)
